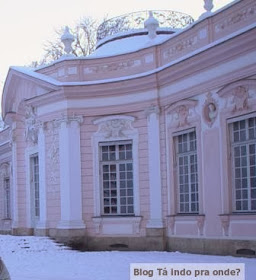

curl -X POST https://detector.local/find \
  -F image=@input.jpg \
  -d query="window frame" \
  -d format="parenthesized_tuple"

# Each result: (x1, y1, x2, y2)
(229, 115, 256, 213)
(30, 153, 40, 218)
(173, 128, 199, 214)
(92, 115, 140, 220)
(3, 177, 11, 219)
(99, 140, 134, 216)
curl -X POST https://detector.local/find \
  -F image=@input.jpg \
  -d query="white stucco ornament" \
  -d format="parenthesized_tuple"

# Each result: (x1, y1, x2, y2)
(25, 105, 38, 145)
(200, 0, 214, 19)
(144, 11, 159, 39)
(61, 26, 75, 56)
(203, 92, 218, 127)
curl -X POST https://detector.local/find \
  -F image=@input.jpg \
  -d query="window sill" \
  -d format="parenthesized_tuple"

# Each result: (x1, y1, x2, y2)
(219, 213, 256, 220)
(167, 214, 205, 220)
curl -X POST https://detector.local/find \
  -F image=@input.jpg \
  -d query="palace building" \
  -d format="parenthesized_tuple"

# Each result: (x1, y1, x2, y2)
(0, 0, 256, 256)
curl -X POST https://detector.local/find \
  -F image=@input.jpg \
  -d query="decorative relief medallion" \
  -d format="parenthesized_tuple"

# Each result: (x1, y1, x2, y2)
(94, 116, 136, 139)
(203, 93, 218, 127)
(218, 79, 255, 112)
(166, 99, 198, 128)
(232, 86, 249, 112)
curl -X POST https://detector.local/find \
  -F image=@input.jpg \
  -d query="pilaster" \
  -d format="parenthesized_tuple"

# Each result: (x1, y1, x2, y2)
(56, 115, 85, 230)
(145, 106, 163, 229)
(10, 123, 19, 229)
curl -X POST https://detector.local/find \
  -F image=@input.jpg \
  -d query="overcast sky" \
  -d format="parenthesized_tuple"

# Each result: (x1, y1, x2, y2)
(0, 0, 233, 93)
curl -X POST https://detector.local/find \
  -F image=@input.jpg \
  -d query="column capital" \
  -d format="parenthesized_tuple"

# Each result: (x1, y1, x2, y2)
(145, 105, 160, 118)
(56, 113, 83, 127)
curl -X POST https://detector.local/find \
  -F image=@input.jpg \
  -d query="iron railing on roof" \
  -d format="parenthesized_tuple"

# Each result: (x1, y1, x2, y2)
(97, 10, 194, 42)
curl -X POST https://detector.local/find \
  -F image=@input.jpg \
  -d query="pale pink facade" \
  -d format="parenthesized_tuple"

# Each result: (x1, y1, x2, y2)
(0, 0, 256, 256)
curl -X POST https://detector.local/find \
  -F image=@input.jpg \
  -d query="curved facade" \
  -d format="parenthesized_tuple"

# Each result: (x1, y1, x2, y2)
(1, 0, 256, 256)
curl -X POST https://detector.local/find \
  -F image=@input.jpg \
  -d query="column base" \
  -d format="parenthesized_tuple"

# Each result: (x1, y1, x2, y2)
(146, 219, 164, 229)
(11, 227, 34, 236)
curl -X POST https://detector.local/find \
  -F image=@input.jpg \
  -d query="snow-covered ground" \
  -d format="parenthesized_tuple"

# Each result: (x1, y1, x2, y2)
(0, 235, 255, 280)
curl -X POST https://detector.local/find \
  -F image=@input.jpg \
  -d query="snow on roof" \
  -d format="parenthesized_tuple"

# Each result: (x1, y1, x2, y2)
(89, 33, 173, 59)
(10, 66, 62, 86)
(8, 20, 256, 89)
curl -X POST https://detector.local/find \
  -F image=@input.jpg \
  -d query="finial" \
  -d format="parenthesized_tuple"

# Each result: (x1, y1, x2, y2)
(200, 0, 214, 19)
(144, 11, 159, 39)
(61, 26, 75, 56)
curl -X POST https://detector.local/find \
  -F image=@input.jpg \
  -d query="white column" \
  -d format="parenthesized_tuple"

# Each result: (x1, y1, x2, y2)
(10, 124, 19, 229)
(57, 115, 85, 229)
(36, 123, 47, 229)
(145, 106, 163, 228)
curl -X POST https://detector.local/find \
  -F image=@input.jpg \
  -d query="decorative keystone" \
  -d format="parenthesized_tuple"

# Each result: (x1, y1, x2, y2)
(61, 26, 75, 56)
(144, 11, 159, 39)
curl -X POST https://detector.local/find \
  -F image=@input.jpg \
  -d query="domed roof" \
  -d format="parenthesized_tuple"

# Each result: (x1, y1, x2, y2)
(91, 10, 194, 57)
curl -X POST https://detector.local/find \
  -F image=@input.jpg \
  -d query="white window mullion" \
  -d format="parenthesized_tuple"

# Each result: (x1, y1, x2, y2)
(117, 162, 120, 215)
(188, 154, 192, 213)
(247, 143, 251, 211)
